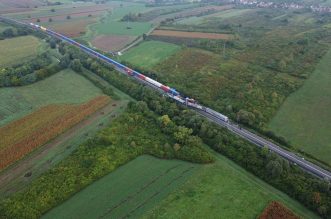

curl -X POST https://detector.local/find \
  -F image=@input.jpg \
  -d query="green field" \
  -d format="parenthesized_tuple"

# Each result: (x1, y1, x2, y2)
(143, 152, 320, 219)
(4, 1, 97, 19)
(42, 155, 199, 219)
(0, 69, 131, 198)
(269, 49, 331, 165)
(91, 3, 152, 37)
(94, 20, 152, 36)
(42, 152, 319, 219)
(0, 69, 102, 126)
(120, 41, 181, 68)
(0, 35, 41, 67)
(212, 8, 253, 19)
(177, 9, 252, 25)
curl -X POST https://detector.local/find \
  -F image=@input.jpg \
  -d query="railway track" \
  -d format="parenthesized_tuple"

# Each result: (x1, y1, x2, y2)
(1, 16, 330, 180)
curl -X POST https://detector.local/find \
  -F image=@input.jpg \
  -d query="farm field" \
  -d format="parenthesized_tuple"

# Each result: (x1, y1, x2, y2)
(143, 152, 320, 219)
(0, 70, 131, 198)
(91, 35, 136, 51)
(269, 49, 331, 165)
(0, 35, 41, 67)
(4, 1, 97, 20)
(44, 17, 99, 37)
(0, 96, 110, 171)
(42, 155, 199, 219)
(0, 0, 41, 13)
(120, 41, 181, 68)
(93, 18, 151, 36)
(86, 2, 212, 51)
(209, 8, 253, 19)
(151, 29, 234, 40)
(0, 104, 214, 218)
(149, 4, 233, 24)
(83, 2, 153, 51)
(0, 69, 103, 126)
(4, 1, 111, 37)
(176, 8, 252, 25)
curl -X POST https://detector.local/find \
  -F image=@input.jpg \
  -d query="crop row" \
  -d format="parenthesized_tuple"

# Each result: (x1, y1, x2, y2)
(0, 95, 110, 171)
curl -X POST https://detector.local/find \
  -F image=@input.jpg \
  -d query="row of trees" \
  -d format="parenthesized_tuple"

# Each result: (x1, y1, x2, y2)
(59, 44, 330, 218)
(0, 33, 65, 87)
(0, 27, 29, 40)
(0, 52, 62, 87)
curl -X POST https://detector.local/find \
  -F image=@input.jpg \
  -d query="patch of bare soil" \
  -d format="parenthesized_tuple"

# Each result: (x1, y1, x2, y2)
(92, 35, 136, 51)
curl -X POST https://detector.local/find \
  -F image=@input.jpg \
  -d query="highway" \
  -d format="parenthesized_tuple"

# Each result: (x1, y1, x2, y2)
(1, 16, 331, 180)
(198, 110, 331, 180)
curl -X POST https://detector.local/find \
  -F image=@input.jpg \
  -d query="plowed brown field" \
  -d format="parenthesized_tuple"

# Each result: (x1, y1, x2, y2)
(92, 35, 136, 51)
(25, 8, 107, 23)
(0, 0, 41, 13)
(0, 96, 110, 171)
(49, 18, 97, 37)
(151, 30, 234, 40)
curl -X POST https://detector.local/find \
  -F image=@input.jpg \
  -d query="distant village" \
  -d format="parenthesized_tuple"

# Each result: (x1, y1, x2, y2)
(233, 0, 331, 13)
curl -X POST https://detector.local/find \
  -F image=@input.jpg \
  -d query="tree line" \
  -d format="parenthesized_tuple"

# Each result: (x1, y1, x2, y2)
(0, 100, 213, 219)
(60, 44, 330, 218)
(0, 37, 64, 87)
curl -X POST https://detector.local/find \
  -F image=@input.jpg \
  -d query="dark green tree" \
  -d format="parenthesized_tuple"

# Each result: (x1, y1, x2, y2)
(49, 39, 56, 49)
(2, 28, 14, 37)
(70, 59, 82, 72)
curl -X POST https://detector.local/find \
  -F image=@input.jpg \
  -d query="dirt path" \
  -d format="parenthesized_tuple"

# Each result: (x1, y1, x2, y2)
(0, 100, 127, 197)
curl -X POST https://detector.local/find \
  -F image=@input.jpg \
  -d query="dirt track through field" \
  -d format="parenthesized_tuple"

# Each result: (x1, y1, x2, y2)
(99, 164, 183, 218)
(120, 166, 195, 219)
(0, 101, 125, 197)
(151, 30, 234, 40)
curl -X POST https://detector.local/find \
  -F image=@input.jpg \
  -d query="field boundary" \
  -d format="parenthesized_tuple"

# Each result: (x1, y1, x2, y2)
(150, 29, 234, 40)
(0, 100, 127, 198)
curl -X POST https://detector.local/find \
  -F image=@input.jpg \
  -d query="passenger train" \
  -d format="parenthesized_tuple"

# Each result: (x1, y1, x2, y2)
(29, 22, 229, 123)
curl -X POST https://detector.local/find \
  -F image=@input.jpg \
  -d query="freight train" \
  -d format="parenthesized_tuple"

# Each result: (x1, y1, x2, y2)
(28, 22, 229, 123)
